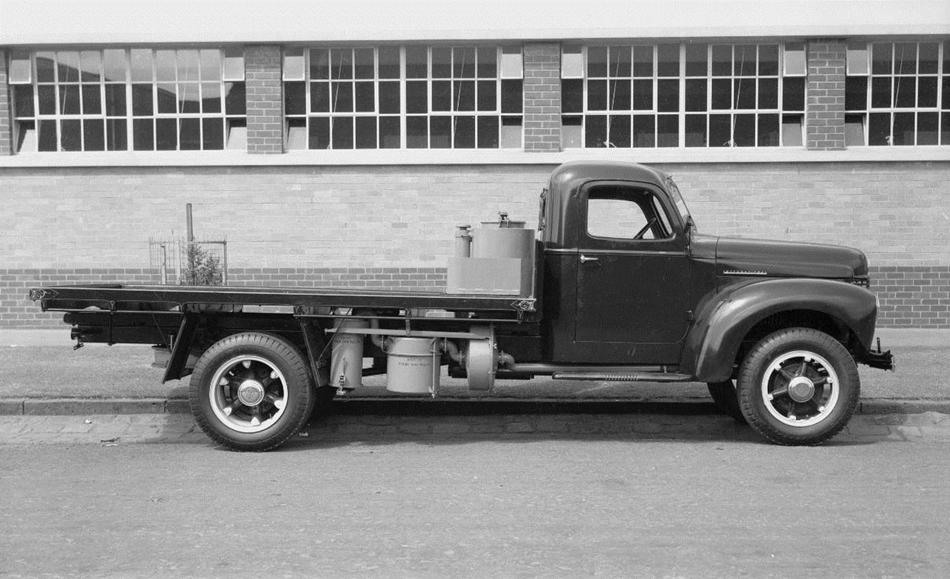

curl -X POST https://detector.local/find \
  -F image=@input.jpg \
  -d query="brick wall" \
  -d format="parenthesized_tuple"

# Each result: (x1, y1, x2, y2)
(245, 45, 284, 154)
(806, 39, 846, 150)
(523, 43, 561, 152)
(0, 49, 12, 155)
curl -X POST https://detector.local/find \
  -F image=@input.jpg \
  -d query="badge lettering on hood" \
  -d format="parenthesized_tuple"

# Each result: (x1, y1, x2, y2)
(723, 269, 768, 276)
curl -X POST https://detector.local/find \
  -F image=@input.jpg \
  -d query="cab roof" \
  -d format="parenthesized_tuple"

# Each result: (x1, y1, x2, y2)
(549, 161, 670, 195)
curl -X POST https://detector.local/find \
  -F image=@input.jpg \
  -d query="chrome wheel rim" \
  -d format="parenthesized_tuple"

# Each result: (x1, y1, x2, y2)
(209, 355, 288, 433)
(761, 350, 839, 427)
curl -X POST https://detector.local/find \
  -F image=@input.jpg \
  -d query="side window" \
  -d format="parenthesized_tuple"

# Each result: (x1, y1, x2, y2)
(586, 186, 671, 240)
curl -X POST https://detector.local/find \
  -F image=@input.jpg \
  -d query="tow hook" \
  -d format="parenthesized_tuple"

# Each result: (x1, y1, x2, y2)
(864, 337, 894, 371)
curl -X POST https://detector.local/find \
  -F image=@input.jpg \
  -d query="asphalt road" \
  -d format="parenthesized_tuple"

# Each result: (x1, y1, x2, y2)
(2, 437, 948, 577)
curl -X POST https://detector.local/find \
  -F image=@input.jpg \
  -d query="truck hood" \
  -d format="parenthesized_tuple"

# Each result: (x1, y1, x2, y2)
(713, 236, 868, 279)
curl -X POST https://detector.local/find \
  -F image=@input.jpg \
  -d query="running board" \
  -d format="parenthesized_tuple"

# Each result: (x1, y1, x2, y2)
(552, 372, 693, 382)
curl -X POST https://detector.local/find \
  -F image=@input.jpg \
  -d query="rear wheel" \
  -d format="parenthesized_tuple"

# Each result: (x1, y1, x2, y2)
(707, 380, 746, 423)
(737, 328, 859, 446)
(189, 332, 315, 451)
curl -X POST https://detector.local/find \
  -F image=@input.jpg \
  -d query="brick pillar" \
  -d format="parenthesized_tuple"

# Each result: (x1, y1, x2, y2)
(245, 46, 284, 154)
(0, 49, 13, 155)
(523, 43, 561, 152)
(806, 40, 846, 150)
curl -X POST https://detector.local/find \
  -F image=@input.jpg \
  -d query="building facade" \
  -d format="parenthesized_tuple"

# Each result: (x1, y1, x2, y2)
(1, 0, 949, 328)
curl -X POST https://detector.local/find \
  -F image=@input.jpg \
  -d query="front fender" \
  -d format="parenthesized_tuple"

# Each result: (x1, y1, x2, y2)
(681, 278, 878, 382)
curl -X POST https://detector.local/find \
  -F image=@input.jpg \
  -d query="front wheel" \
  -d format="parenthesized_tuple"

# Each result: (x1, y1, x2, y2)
(736, 328, 860, 446)
(189, 332, 315, 451)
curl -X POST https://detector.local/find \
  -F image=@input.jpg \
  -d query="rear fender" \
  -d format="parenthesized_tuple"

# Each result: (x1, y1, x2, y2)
(681, 279, 878, 382)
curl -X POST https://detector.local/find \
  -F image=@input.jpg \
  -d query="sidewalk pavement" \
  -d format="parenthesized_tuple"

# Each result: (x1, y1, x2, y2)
(0, 327, 947, 418)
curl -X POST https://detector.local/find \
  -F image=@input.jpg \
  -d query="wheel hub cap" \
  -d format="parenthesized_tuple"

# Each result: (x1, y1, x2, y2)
(237, 380, 265, 407)
(787, 376, 816, 402)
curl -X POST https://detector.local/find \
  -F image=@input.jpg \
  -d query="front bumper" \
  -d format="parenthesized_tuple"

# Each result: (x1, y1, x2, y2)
(861, 338, 895, 371)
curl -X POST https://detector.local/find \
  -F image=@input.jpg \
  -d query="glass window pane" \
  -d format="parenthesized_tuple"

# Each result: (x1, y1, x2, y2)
(657, 44, 679, 77)
(918, 77, 937, 108)
(130, 49, 152, 82)
(712, 45, 731, 76)
(432, 47, 451, 78)
(310, 49, 329, 79)
(685, 78, 706, 111)
(106, 118, 127, 151)
(378, 47, 400, 79)
(201, 82, 221, 113)
(657, 79, 678, 112)
(588, 80, 607, 110)
(354, 48, 374, 79)
(477, 47, 497, 78)
(177, 50, 199, 83)
(845, 114, 865, 146)
(36, 52, 56, 83)
(133, 118, 154, 150)
(477, 116, 498, 148)
(608, 115, 630, 147)
(38, 85, 56, 115)
(657, 115, 678, 146)
(632, 115, 655, 147)
(454, 81, 475, 111)
(58, 51, 80, 82)
(132, 84, 153, 116)
(633, 46, 653, 77)
(759, 45, 778, 75)
(155, 50, 176, 81)
(432, 80, 451, 112)
(355, 82, 375, 112)
(454, 116, 475, 148)
(310, 82, 329, 113)
(156, 118, 177, 150)
(943, 78, 950, 109)
(406, 81, 428, 114)
(201, 49, 222, 81)
(59, 85, 80, 114)
(847, 43, 869, 75)
(286, 118, 306, 149)
(633, 79, 652, 110)
(331, 50, 353, 80)
(918, 42, 939, 74)
(61, 119, 82, 150)
(868, 112, 890, 145)
(561, 116, 582, 148)
(82, 85, 102, 115)
(609, 80, 631, 110)
(845, 77, 867, 111)
(758, 78, 777, 109)
(783, 43, 805, 75)
(80, 51, 101, 82)
(83, 119, 104, 150)
(9, 50, 32, 84)
(103, 50, 126, 82)
(308, 116, 330, 149)
(734, 45, 756, 76)
(223, 49, 244, 81)
(585, 115, 607, 147)
(14, 85, 34, 117)
(454, 47, 476, 78)
(757, 114, 779, 146)
(871, 77, 891, 108)
(894, 43, 916, 75)
(431, 116, 451, 148)
(501, 79, 522, 113)
(179, 83, 200, 113)
(406, 46, 428, 78)
(917, 112, 938, 145)
(500, 47, 523, 78)
(501, 117, 521, 148)
(227, 119, 246, 150)
(609, 46, 631, 77)
(735, 77, 756, 109)
(561, 46, 584, 78)
(782, 115, 803, 146)
(587, 47, 607, 78)
(17, 122, 35, 153)
(685, 114, 707, 146)
(685, 43, 707, 76)
(709, 114, 731, 147)
(406, 116, 427, 147)
(38, 119, 58, 151)
(562, 79, 583, 113)
(478, 80, 497, 111)
(356, 117, 377, 148)
(331, 82, 353, 112)
(379, 82, 400, 114)
(380, 116, 400, 148)
(332, 116, 353, 149)
(202, 118, 224, 149)
(284, 81, 305, 115)
(872, 44, 892, 75)
(894, 77, 915, 108)
(892, 112, 914, 145)
(711, 78, 731, 109)
(783, 77, 804, 111)
(179, 118, 200, 150)
(157, 83, 177, 114)
(942, 112, 950, 145)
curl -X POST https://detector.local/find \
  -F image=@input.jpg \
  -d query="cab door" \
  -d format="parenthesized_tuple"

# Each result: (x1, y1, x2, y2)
(572, 181, 692, 364)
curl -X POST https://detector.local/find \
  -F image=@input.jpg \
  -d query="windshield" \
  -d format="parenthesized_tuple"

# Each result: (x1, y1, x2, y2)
(666, 177, 695, 231)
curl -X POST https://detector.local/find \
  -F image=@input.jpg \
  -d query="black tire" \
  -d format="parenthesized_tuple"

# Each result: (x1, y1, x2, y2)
(189, 332, 315, 452)
(707, 380, 747, 424)
(736, 328, 860, 446)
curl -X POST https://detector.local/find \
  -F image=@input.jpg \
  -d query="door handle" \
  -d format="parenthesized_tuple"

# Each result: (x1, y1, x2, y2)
(579, 255, 600, 263)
